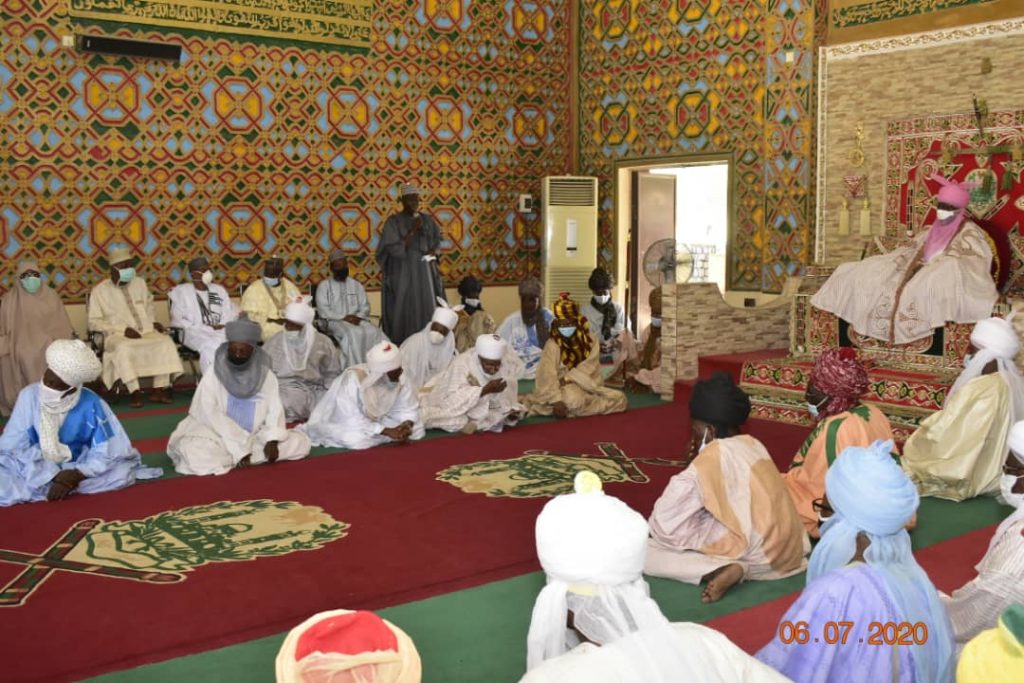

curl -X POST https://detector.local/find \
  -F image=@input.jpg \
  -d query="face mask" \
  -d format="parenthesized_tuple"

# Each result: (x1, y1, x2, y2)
(464, 297, 481, 307)
(594, 294, 611, 305)
(201, 270, 214, 286)
(558, 326, 576, 338)
(263, 276, 280, 288)
(286, 329, 303, 340)
(20, 276, 41, 294)
(428, 330, 446, 345)
(39, 383, 73, 407)
(963, 353, 974, 368)
(999, 473, 1024, 508)
(936, 208, 957, 221)
(650, 317, 662, 328)
(807, 397, 828, 419)
(333, 267, 349, 281)
(118, 267, 135, 284)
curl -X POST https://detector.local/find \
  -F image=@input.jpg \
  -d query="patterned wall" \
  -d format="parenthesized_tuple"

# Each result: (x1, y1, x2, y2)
(0, 0, 571, 301)
(578, 0, 816, 292)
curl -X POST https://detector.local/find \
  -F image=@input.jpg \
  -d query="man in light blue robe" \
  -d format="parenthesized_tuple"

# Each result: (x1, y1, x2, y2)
(497, 276, 554, 380)
(315, 250, 387, 367)
(0, 339, 158, 505)
(757, 439, 955, 682)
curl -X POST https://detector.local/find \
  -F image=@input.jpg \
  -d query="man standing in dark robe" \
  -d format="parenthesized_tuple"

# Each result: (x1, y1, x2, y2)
(376, 183, 445, 345)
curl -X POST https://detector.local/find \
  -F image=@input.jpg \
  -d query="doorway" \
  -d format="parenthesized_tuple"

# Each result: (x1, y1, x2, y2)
(616, 156, 732, 333)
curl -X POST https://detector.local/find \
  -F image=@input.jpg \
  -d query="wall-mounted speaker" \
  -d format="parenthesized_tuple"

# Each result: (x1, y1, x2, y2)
(76, 35, 182, 62)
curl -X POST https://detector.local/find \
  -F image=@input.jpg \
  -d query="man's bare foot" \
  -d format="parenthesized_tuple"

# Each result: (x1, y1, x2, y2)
(130, 391, 144, 408)
(701, 563, 744, 603)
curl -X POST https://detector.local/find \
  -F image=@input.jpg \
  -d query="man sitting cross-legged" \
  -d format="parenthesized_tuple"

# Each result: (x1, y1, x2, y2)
(0, 339, 159, 505)
(263, 298, 342, 422)
(419, 333, 525, 434)
(167, 319, 311, 476)
(301, 341, 424, 451)
(645, 372, 809, 603)
(782, 347, 895, 537)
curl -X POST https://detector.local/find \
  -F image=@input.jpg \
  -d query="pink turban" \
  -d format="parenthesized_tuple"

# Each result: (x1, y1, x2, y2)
(931, 173, 976, 209)
(811, 347, 870, 419)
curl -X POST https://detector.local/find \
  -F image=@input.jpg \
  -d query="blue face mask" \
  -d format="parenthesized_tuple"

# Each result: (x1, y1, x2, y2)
(263, 276, 281, 288)
(20, 276, 41, 294)
(118, 267, 135, 284)
(558, 326, 576, 338)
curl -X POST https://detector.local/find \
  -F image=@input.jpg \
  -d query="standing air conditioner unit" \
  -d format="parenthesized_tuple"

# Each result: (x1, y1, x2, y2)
(541, 176, 599, 305)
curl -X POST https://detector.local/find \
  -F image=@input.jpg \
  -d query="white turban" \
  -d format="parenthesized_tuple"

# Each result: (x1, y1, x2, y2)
(431, 306, 458, 331)
(951, 316, 1024, 423)
(284, 299, 316, 327)
(527, 472, 670, 670)
(475, 334, 506, 361)
(971, 317, 1020, 359)
(275, 609, 421, 683)
(45, 339, 101, 387)
(367, 341, 402, 374)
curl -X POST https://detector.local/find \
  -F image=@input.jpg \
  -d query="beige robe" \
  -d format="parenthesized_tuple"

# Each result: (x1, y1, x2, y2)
(454, 308, 496, 353)
(0, 284, 73, 415)
(902, 373, 1009, 501)
(521, 340, 627, 417)
(240, 279, 301, 341)
(87, 279, 183, 392)
(419, 349, 524, 433)
(811, 222, 997, 344)
(646, 435, 809, 583)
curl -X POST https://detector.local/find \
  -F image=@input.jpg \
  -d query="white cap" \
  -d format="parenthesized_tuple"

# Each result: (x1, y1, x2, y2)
(46, 339, 102, 387)
(475, 334, 506, 361)
(431, 306, 458, 330)
(284, 298, 315, 327)
(367, 341, 402, 374)
(400, 183, 419, 197)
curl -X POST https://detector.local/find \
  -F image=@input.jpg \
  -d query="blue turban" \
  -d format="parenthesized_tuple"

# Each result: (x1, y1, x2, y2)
(809, 439, 954, 682)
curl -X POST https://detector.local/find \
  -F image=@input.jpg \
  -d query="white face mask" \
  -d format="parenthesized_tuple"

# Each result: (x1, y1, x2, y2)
(999, 473, 1024, 508)
(201, 270, 214, 286)
(807, 397, 827, 419)
(650, 317, 662, 328)
(39, 383, 73, 408)
(286, 329, 303, 339)
(697, 427, 711, 454)
(963, 353, 974, 368)
(428, 330, 445, 345)
(936, 208, 957, 221)
(464, 298, 480, 307)
(594, 294, 611, 305)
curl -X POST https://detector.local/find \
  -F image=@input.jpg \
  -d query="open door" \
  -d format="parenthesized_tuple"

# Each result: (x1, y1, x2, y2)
(630, 172, 676, 333)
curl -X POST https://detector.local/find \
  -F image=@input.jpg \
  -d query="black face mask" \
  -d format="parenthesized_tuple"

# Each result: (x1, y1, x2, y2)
(332, 267, 349, 281)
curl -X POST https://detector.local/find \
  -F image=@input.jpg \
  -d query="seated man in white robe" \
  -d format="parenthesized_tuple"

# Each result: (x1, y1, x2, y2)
(903, 316, 1024, 500)
(0, 339, 159, 505)
(399, 305, 458, 392)
(264, 298, 342, 422)
(812, 174, 997, 344)
(420, 333, 525, 434)
(168, 256, 238, 374)
(87, 246, 184, 407)
(498, 276, 554, 380)
(315, 249, 387, 367)
(167, 319, 311, 476)
(302, 341, 424, 451)
(523, 471, 787, 683)
(941, 419, 1024, 650)
(240, 255, 301, 341)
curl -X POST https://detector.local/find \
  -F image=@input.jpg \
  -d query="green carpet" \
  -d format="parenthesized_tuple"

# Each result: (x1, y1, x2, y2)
(84, 495, 1010, 683)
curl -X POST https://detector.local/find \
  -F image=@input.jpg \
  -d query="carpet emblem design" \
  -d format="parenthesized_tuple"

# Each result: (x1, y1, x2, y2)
(0, 499, 348, 608)
(437, 442, 686, 498)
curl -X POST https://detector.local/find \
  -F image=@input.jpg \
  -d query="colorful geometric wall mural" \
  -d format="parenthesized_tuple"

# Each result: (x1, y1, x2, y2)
(0, 0, 571, 301)
(577, 0, 816, 292)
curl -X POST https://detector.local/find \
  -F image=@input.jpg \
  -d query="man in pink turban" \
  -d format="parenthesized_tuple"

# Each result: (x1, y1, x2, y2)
(812, 174, 998, 344)
(782, 347, 896, 537)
